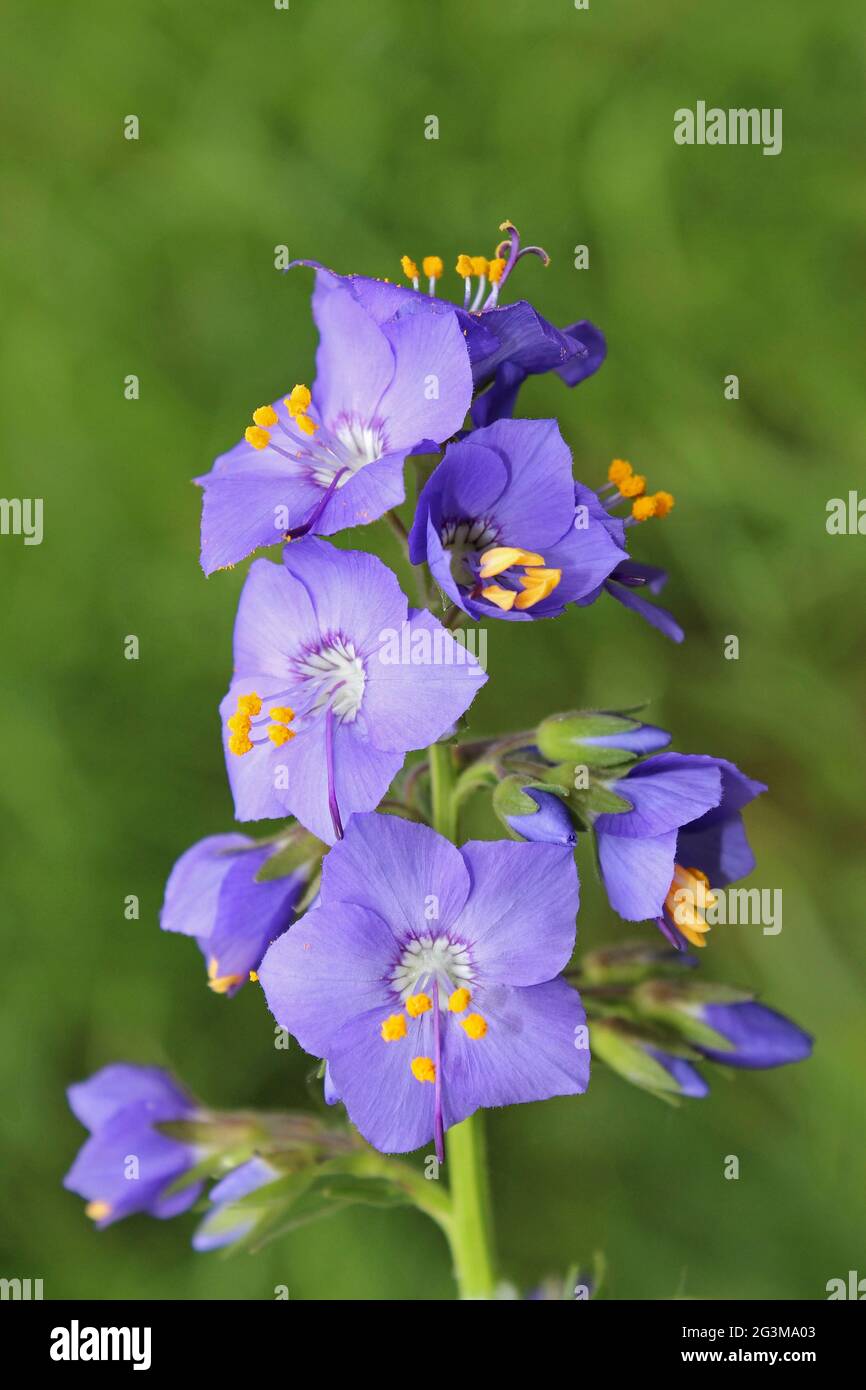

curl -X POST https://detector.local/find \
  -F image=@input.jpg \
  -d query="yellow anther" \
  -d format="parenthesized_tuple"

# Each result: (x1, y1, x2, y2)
(411, 1056, 436, 1084)
(470, 256, 489, 277)
(285, 385, 312, 417)
(455, 253, 474, 277)
(514, 567, 562, 610)
(208, 957, 244, 994)
(448, 987, 471, 1013)
(631, 496, 658, 522)
(422, 255, 443, 279)
(406, 992, 432, 1018)
(487, 257, 507, 283)
(480, 584, 516, 612)
(269, 706, 295, 723)
(479, 546, 545, 579)
(85, 1200, 112, 1222)
(249, 970, 259, 982)
(380, 1013, 408, 1042)
(295, 412, 318, 436)
(252, 405, 278, 428)
(267, 724, 294, 746)
(652, 490, 675, 517)
(608, 458, 633, 485)
(401, 255, 420, 281)
(460, 1013, 488, 1040)
(228, 733, 254, 756)
(227, 712, 252, 734)
(245, 425, 270, 451)
(665, 865, 717, 949)
(618, 472, 646, 499)
(237, 693, 262, 715)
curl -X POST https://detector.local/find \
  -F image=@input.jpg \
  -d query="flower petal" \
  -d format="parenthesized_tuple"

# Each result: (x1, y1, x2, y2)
(597, 828, 679, 921)
(317, 812, 470, 937)
(455, 839, 579, 985)
(258, 901, 397, 1058)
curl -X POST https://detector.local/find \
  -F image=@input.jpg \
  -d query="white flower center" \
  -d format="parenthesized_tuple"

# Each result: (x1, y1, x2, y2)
(308, 416, 386, 489)
(390, 935, 474, 1002)
(295, 639, 366, 722)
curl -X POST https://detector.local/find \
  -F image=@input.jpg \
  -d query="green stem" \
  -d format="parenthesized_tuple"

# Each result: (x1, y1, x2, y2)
(428, 739, 498, 1298)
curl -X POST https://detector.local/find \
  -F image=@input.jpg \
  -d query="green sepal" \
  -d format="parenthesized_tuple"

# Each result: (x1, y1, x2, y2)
(536, 711, 648, 768)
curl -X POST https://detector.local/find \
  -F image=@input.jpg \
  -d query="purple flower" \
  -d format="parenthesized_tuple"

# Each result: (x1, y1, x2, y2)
(195, 280, 473, 574)
(696, 1002, 812, 1070)
(258, 813, 589, 1157)
(505, 788, 578, 847)
(593, 754, 766, 949)
(160, 833, 309, 996)
(64, 1065, 202, 1228)
(221, 539, 486, 843)
(192, 1156, 277, 1252)
(295, 220, 606, 427)
(408, 418, 625, 620)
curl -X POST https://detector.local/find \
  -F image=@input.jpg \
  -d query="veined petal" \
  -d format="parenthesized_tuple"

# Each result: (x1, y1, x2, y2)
(597, 828, 679, 921)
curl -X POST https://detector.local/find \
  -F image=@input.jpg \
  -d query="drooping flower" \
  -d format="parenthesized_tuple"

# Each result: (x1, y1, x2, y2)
(258, 813, 589, 1158)
(160, 832, 314, 995)
(63, 1065, 202, 1227)
(408, 418, 625, 620)
(592, 753, 766, 949)
(294, 219, 606, 428)
(221, 539, 486, 843)
(192, 1156, 278, 1252)
(195, 280, 473, 573)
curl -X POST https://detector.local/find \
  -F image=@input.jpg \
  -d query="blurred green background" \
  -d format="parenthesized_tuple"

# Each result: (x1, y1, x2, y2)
(1, 0, 864, 1300)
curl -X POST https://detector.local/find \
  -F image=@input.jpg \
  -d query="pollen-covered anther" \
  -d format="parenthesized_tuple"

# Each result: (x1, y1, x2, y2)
(455, 253, 474, 277)
(228, 732, 253, 756)
(652, 490, 675, 517)
(487, 257, 507, 283)
(422, 255, 443, 279)
(618, 472, 646, 499)
(608, 458, 633, 485)
(245, 425, 270, 451)
(665, 865, 717, 949)
(237, 693, 262, 715)
(480, 584, 516, 612)
(460, 1013, 488, 1040)
(295, 413, 318, 437)
(514, 567, 562, 610)
(284, 384, 312, 417)
(411, 1056, 436, 1083)
(406, 992, 433, 1018)
(267, 724, 294, 746)
(448, 987, 471, 1013)
(208, 956, 244, 994)
(479, 546, 545, 579)
(631, 496, 658, 522)
(380, 1013, 408, 1042)
(227, 712, 251, 734)
(401, 255, 420, 281)
(85, 1200, 112, 1221)
(470, 255, 490, 277)
(252, 405, 278, 428)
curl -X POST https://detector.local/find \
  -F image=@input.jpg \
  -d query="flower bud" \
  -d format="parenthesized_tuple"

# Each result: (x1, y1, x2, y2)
(591, 1018, 708, 1099)
(536, 710, 670, 769)
(493, 778, 577, 847)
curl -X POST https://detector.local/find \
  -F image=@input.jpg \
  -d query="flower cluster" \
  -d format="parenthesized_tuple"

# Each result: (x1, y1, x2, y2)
(64, 222, 811, 1283)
